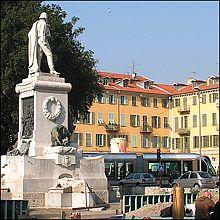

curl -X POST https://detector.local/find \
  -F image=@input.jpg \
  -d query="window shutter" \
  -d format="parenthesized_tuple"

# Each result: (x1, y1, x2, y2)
(92, 112, 95, 125)
(96, 134, 98, 146)
(137, 115, 140, 126)
(125, 96, 128, 104)
(103, 135, 106, 146)
(130, 115, 135, 127)
(106, 96, 109, 104)
(79, 133, 83, 146)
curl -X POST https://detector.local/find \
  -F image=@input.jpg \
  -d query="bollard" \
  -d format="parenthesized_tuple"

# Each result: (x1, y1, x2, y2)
(61, 210, 66, 219)
(172, 185, 184, 219)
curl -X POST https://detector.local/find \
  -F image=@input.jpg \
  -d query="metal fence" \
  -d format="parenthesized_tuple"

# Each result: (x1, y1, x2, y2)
(123, 192, 199, 213)
(1, 200, 29, 219)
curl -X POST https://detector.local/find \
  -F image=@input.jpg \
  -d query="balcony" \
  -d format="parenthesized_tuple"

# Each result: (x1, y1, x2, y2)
(177, 106, 190, 114)
(177, 128, 190, 135)
(104, 122, 120, 132)
(140, 125, 153, 133)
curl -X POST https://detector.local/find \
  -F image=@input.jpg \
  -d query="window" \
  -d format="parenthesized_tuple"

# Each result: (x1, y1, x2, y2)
(175, 138, 181, 149)
(181, 116, 188, 128)
(130, 115, 140, 127)
(202, 136, 209, 148)
(96, 134, 106, 146)
(164, 117, 169, 128)
(85, 112, 94, 124)
(153, 98, 158, 107)
(212, 113, 217, 126)
(174, 98, 180, 107)
(152, 116, 161, 128)
(202, 114, 207, 127)
(183, 97, 187, 108)
(96, 93, 105, 103)
(193, 96, 197, 105)
(108, 112, 115, 124)
(70, 133, 83, 146)
(209, 93, 219, 103)
(162, 99, 169, 108)
(213, 135, 219, 147)
(85, 133, 92, 147)
(97, 112, 103, 125)
(109, 94, 116, 104)
(175, 117, 179, 131)
(201, 94, 206, 104)
(162, 137, 169, 148)
(153, 136, 160, 148)
(193, 136, 199, 148)
(133, 173, 141, 179)
(142, 115, 148, 126)
(193, 115, 197, 128)
(131, 134, 138, 147)
(180, 173, 190, 179)
(123, 79, 129, 87)
(120, 114, 126, 126)
(120, 96, 128, 105)
(132, 96, 137, 106)
(141, 97, 150, 107)
(141, 135, 150, 148)
(103, 77, 109, 85)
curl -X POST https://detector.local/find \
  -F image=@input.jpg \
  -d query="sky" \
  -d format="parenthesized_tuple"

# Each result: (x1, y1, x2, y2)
(44, 1, 219, 84)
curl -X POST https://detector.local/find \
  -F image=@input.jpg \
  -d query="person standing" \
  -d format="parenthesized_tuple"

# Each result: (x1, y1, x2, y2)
(28, 12, 60, 75)
(195, 190, 215, 219)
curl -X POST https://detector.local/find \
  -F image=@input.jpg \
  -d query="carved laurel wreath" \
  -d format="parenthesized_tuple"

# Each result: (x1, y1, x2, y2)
(42, 96, 62, 121)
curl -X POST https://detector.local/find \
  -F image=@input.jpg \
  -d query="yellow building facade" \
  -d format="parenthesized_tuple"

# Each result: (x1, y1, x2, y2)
(73, 71, 219, 170)
(169, 76, 219, 170)
(73, 71, 173, 154)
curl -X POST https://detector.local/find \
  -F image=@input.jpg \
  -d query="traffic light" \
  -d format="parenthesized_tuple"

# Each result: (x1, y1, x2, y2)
(157, 148, 161, 161)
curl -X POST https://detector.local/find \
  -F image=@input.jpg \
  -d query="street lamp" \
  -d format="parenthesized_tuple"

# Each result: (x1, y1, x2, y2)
(192, 80, 202, 171)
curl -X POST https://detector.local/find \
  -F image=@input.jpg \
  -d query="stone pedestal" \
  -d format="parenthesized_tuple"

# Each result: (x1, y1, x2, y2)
(15, 72, 72, 157)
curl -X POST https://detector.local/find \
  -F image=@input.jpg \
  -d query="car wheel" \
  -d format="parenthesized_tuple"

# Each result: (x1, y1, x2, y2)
(193, 184, 200, 189)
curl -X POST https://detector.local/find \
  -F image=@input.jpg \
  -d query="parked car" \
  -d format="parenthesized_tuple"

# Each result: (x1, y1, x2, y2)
(119, 172, 159, 187)
(172, 171, 216, 189)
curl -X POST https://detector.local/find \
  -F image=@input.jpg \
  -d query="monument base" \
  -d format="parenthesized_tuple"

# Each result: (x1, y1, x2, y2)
(1, 154, 109, 208)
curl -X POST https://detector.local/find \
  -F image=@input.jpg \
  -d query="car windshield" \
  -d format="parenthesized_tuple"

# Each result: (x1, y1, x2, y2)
(198, 172, 212, 178)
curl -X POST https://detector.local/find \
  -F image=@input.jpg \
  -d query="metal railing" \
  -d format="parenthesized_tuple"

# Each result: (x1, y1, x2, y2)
(123, 192, 199, 213)
(1, 200, 29, 219)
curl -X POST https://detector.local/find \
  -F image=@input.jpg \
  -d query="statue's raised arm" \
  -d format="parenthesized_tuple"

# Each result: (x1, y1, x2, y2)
(28, 12, 60, 75)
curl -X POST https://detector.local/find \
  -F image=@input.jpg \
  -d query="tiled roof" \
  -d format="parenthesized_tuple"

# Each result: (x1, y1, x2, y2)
(98, 71, 171, 95)
(98, 71, 219, 96)
(173, 84, 219, 95)
(98, 71, 150, 81)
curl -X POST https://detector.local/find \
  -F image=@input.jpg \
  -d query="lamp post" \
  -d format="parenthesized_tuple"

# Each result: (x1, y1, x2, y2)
(197, 90, 202, 171)
(193, 80, 202, 171)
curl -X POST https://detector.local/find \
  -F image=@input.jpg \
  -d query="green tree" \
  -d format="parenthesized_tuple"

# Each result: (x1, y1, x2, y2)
(1, 1, 103, 154)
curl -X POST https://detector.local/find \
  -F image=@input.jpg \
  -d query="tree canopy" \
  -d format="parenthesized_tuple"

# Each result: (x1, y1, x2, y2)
(1, 1, 103, 154)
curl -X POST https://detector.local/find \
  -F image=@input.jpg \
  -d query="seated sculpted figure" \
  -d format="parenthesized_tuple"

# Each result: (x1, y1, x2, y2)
(51, 125, 71, 147)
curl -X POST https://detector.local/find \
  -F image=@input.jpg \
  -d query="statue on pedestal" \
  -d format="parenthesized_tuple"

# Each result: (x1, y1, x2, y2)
(28, 12, 60, 75)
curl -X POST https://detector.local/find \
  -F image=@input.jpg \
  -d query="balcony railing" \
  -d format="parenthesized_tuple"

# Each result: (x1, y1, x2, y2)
(177, 106, 190, 114)
(104, 122, 120, 132)
(140, 125, 153, 133)
(177, 128, 190, 135)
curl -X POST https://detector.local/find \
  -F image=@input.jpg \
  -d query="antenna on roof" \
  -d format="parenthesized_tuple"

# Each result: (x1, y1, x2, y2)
(192, 71, 197, 79)
(128, 61, 141, 78)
